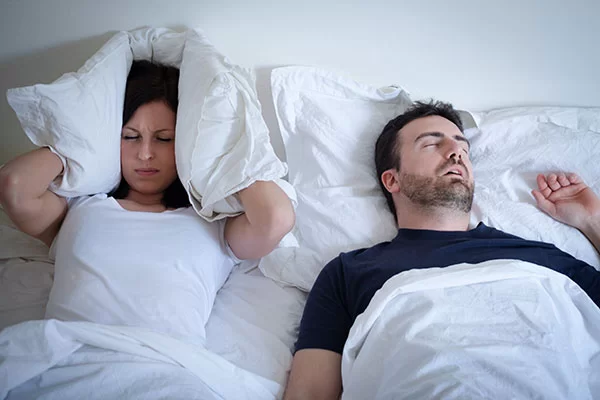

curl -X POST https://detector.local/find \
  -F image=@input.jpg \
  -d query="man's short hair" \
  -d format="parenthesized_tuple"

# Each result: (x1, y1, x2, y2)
(374, 100, 464, 219)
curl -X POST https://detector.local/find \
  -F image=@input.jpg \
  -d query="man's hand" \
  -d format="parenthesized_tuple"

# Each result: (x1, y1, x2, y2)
(532, 173, 600, 230)
(532, 173, 600, 253)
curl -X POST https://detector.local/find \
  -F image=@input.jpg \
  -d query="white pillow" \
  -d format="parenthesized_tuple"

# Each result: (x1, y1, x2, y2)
(176, 34, 292, 221)
(7, 27, 293, 223)
(259, 66, 412, 291)
(467, 107, 600, 269)
(7, 32, 132, 197)
(259, 67, 600, 291)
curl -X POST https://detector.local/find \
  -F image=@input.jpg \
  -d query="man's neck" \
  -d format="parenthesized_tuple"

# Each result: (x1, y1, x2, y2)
(395, 202, 470, 231)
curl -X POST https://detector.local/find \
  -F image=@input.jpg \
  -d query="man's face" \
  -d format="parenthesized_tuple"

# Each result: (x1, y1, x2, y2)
(395, 115, 474, 213)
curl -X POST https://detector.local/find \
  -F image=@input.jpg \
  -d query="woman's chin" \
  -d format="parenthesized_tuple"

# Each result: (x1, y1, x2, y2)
(128, 184, 167, 197)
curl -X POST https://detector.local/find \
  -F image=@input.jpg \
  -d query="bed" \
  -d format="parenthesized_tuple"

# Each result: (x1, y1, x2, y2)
(0, 205, 307, 399)
(1, 32, 600, 398)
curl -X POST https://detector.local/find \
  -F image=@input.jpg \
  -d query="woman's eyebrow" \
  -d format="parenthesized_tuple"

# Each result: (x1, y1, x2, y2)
(122, 127, 174, 134)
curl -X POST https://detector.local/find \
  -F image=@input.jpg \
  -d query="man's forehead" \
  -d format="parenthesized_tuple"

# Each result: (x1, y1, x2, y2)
(399, 115, 462, 138)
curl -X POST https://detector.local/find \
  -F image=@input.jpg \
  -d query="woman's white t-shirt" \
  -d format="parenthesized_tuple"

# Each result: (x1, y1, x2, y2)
(47, 194, 237, 342)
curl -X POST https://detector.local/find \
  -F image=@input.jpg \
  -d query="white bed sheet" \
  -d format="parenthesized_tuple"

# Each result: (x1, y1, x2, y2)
(0, 208, 306, 397)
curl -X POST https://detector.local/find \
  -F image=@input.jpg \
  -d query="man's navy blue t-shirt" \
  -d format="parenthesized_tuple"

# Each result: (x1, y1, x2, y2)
(295, 223, 600, 355)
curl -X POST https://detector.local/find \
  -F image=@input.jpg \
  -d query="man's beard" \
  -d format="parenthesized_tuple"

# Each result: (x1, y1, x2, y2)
(398, 162, 474, 214)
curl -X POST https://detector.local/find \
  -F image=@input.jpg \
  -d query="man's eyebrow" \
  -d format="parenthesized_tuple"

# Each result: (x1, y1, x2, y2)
(415, 132, 443, 142)
(454, 134, 471, 148)
(415, 131, 470, 148)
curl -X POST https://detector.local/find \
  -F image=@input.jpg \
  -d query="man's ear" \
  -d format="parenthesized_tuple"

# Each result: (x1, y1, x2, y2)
(381, 169, 401, 194)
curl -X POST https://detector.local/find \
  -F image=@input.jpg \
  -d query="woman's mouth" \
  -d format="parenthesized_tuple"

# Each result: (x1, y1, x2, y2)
(135, 168, 160, 176)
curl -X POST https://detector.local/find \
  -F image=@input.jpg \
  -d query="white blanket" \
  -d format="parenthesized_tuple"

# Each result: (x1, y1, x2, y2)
(342, 260, 600, 400)
(0, 320, 280, 399)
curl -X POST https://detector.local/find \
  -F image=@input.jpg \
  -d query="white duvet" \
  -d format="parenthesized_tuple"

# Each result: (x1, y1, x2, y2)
(342, 260, 600, 400)
(0, 212, 306, 400)
(0, 320, 278, 399)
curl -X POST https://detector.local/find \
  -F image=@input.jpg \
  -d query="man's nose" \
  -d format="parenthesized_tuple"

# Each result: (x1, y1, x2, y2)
(445, 140, 463, 161)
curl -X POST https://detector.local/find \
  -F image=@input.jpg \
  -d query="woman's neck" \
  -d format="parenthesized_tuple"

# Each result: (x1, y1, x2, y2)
(124, 190, 165, 208)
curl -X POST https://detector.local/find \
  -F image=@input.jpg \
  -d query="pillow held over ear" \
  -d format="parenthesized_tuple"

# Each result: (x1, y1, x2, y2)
(7, 27, 295, 224)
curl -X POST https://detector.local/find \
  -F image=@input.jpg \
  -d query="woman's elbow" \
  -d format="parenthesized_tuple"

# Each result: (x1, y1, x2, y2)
(0, 168, 21, 209)
(268, 203, 295, 242)
(256, 205, 295, 256)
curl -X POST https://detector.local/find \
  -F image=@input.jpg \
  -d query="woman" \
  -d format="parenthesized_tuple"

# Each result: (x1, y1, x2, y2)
(0, 61, 295, 341)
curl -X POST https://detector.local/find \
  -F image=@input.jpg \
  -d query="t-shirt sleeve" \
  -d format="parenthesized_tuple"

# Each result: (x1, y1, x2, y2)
(294, 256, 353, 355)
(217, 219, 242, 265)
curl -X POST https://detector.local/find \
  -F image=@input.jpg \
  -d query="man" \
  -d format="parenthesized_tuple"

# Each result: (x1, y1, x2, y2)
(284, 101, 600, 399)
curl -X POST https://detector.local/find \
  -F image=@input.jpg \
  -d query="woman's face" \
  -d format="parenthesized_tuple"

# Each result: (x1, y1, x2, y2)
(120, 101, 178, 199)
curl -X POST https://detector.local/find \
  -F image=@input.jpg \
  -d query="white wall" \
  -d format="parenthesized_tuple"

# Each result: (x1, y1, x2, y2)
(1, 0, 599, 164)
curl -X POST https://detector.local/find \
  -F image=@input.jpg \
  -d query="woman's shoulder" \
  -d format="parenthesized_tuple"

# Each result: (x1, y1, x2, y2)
(66, 193, 109, 209)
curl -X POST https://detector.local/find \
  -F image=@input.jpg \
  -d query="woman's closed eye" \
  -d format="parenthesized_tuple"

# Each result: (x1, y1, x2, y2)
(122, 135, 140, 141)
(121, 135, 173, 142)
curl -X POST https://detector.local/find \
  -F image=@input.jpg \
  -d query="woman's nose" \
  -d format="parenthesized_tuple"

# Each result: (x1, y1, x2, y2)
(137, 140, 155, 160)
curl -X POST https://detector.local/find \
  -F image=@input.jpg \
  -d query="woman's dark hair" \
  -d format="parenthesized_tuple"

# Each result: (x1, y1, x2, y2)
(374, 100, 463, 219)
(110, 60, 190, 209)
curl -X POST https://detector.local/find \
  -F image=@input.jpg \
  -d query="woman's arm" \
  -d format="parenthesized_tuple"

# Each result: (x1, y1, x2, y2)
(224, 180, 295, 260)
(0, 148, 68, 246)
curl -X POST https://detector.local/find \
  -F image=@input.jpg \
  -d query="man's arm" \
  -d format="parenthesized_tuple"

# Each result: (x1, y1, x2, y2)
(284, 257, 352, 399)
(532, 173, 600, 252)
(581, 218, 600, 254)
(225, 180, 295, 260)
(284, 349, 342, 400)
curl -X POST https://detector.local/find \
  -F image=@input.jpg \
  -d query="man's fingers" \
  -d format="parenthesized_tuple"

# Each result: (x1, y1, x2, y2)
(567, 173, 582, 184)
(547, 173, 561, 191)
(532, 189, 556, 217)
(557, 173, 570, 187)
(547, 182, 587, 202)
(536, 174, 552, 198)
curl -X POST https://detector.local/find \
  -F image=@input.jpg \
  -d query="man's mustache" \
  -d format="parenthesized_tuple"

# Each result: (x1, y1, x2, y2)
(436, 158, 469, 178)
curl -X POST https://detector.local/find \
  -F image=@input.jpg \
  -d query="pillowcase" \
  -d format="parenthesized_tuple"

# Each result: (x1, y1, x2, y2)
(176, 34, 293, 221)
(259, 66, 413, 291)
(7, 32, 132, 197)
(259, 66, 600, 291)
(7, 27, 294, 223)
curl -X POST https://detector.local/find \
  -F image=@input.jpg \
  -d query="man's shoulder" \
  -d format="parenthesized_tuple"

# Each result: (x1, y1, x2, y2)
(475, 222, 559, 248)
(474, 222, 519, 238)
(336, 239, 397, 268)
